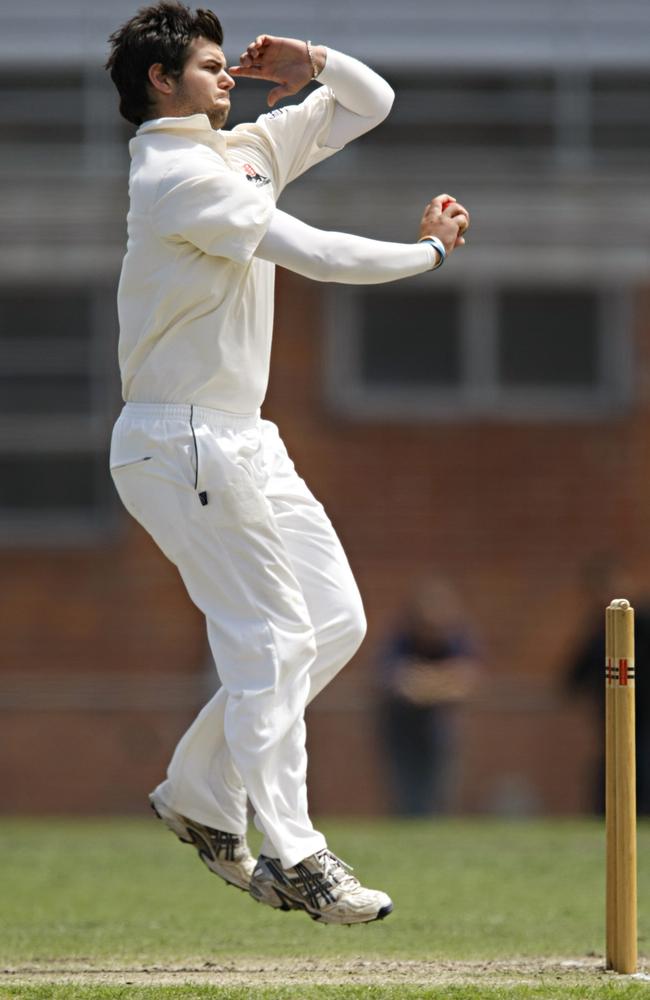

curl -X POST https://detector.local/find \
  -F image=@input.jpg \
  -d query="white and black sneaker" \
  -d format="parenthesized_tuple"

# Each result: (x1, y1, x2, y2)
(249, 849, 393, 924)
(149, 789, 255, 892)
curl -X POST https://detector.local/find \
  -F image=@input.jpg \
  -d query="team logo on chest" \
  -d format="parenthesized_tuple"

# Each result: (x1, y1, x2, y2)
(242, 163, 271, 187)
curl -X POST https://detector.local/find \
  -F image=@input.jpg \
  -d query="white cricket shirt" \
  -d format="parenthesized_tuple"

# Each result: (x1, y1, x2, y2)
(117, 86, 337, 414)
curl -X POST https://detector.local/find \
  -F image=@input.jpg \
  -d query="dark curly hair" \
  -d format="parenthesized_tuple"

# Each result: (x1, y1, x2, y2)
(106, 2, 224, 126)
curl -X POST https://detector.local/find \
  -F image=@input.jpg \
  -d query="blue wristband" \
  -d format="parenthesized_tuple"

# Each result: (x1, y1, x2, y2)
(418, 236, 446, 269)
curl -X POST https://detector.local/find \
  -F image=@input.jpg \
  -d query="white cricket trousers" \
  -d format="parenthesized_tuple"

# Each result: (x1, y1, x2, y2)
(110, 402, 366, 868)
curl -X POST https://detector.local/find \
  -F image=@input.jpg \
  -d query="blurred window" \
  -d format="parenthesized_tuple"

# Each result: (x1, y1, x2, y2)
(592, 72, 650, 156)
(0, 68, 130, 178)
(3, 70, 85, 145)
(497, 291, 598, 387)
(361, 290, 461, 387)
(326, 284, 631, 421)
(378, 71, 556, 155)
(0, 286, 119, 545)
(364, 69, 650, 167)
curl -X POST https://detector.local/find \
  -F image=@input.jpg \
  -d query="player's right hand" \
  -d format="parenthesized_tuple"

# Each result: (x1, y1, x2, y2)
(418, 194, 470, 254)
(229, 35, 324, 107)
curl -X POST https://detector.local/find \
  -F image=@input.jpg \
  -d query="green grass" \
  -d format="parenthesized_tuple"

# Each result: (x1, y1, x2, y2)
(1, 818, 649, 998)
(2, 818, 649, 962)
(2, 988, 650, 1000)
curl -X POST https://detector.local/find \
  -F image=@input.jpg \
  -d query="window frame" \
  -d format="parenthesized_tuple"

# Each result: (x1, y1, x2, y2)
(324, 276, 634, 423)
(0, 279, 122, 547)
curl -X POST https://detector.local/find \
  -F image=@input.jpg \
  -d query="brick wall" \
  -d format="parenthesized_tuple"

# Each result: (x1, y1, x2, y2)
(2, 269, 649, 816)
(267, 271, 650, 816)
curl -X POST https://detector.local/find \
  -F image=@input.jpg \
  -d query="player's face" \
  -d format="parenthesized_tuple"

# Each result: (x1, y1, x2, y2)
(174, 37, 235, 129)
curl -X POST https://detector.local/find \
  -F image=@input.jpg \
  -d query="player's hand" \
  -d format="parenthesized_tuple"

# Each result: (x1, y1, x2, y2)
(228, 35, 326, 107)
(418, 194, 470, 256)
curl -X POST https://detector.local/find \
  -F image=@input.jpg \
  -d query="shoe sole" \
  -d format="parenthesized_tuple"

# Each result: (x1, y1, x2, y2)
(259, 884, 394, 925)
(150, 800, 250, 894)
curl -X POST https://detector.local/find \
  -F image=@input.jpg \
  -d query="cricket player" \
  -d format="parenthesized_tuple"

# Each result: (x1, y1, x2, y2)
(106, 1, 469, 925)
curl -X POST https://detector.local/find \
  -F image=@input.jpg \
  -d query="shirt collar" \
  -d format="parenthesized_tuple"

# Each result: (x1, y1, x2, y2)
(135, 114, 228, 155)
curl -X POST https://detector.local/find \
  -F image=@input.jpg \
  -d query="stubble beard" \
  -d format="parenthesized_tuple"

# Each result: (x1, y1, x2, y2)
(206, 105, 230, 130)
(174, 78, 231, 130)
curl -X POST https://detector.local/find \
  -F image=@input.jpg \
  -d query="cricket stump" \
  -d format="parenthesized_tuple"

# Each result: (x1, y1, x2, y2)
(605, 598, 637, 974)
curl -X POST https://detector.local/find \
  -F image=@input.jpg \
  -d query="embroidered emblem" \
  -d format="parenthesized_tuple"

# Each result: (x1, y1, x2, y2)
(242, 162, 271, 187)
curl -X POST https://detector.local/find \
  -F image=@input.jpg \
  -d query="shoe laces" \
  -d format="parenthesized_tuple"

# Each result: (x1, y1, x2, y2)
(315, 849, 360, 891)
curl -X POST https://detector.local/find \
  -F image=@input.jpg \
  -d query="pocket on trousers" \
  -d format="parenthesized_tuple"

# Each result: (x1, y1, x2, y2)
(218, 475, 270, 525)
(110, 455, 157, 521)
(110, 456, 152, 472)
(111, 458, 187, 564)
(195, 435, 270, 526)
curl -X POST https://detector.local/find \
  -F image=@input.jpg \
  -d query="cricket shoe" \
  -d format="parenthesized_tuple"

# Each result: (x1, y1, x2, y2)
(249, 849, 393, 924)
(149, 789, 255, 892)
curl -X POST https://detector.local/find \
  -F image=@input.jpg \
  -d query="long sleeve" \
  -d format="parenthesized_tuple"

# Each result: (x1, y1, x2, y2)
(317, 48, 395, 149)
(255, 208, 437, 284)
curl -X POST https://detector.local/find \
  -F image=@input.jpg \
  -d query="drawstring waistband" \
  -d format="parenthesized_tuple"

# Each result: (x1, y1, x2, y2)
(122, 401, 260, 433)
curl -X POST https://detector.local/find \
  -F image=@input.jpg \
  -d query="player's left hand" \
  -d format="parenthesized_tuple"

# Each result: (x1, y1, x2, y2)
(229, 35, 326, 107)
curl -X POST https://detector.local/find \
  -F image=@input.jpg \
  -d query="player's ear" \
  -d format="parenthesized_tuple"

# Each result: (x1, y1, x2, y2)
(148, 63, 174, 96)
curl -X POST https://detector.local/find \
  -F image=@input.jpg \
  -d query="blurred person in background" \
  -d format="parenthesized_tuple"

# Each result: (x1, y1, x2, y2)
(105, 2, 470, 925)
(378, 575, 481, 816)
(565, 556, 650, 815)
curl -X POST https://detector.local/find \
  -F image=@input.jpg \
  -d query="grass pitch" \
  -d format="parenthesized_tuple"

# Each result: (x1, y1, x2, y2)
(0, 817, 649, 998)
